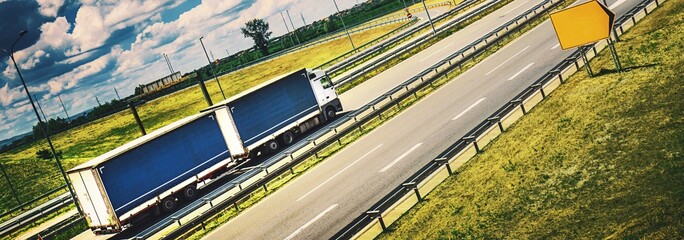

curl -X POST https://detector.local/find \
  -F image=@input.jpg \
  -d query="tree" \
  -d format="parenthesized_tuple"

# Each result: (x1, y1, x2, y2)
(241, 18, 272, 56)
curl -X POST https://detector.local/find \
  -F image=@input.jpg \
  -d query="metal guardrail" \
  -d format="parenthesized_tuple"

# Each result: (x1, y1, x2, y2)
(132, 1, 552, 239)
(318, 0, 482, 73)
(0, 191, 73, 238)
(331, 0, 509, 87)
(25, 215, 83, 240)
(213, 1, 455, 78)
(0, 185, 66, 222)
(332, 0, 665, 238)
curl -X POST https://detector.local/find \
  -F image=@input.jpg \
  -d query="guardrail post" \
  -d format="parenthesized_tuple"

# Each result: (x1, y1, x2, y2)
(462, 136, 480, 153)
(434, 157, 453, 175)
(487, 116, 504, 132)
(171, 216, 181, 226)
(550, 69, 563, 83)
(511, 99, 526, 114)
(402, 182, 422, 201)
(531, 83, 545, 99)
(567, 57, 579, 71)
(366, 210, 386, 231)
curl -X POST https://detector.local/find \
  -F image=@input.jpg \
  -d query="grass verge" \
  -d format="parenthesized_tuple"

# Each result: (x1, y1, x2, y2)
(378, 0, 684, 239)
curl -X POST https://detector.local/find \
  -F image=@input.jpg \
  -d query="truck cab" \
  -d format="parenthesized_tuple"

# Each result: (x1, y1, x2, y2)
(307, 69, 342, 121)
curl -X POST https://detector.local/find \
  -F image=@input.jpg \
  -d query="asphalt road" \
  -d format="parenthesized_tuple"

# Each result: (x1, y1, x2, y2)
(201, 0, 645, 239)
(339, 0, 541, 110)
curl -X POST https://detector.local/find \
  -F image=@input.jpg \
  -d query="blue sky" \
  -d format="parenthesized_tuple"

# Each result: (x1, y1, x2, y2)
(0, 0, 360, 141)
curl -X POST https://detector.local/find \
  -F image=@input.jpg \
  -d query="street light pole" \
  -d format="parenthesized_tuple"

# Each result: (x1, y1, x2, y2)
(332, 0, 356, 49)
(1, 30, 81, 215)
(199, 36, 226, 100)
(422, 0, 437, 35)
(280, 12, 295, 46)
(57, 94, 70, 122)
(286, 10, 301, 44)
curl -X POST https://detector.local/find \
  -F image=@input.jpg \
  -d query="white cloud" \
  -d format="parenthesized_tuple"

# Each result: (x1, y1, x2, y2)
(40, 17, 73, 50)
(36, 0, 65, 17)
(69, 6, 109, 54)
(0, 83, 25, 107)
(46, 50, 114, 96)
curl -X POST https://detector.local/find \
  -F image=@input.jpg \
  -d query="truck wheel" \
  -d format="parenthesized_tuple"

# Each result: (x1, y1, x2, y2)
(161, 197, 177, 212)
(281, 131, 295, 145)
(182, 185, 198, 201)
(325, 106, 337, 121)
(266, 140, 279, 153)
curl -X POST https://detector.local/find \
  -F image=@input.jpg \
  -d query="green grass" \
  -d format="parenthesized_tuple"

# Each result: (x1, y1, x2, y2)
(0, 22, 407, 219)
(378, 1, 684, 239)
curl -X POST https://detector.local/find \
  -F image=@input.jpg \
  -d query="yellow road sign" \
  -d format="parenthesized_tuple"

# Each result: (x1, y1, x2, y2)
(550, 0, 615, 50)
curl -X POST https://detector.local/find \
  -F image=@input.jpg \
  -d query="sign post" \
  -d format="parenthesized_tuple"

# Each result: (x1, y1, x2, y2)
(550, 0, 622, 75)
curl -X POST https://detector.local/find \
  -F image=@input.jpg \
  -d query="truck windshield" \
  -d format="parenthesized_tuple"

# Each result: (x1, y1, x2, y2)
(321, 76, 333, 89)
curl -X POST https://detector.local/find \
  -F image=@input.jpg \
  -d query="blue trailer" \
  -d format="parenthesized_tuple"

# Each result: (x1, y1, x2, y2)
(68, 68, 342, 233)
(207, 68, 342, 158)
(68, 112, 233, 233)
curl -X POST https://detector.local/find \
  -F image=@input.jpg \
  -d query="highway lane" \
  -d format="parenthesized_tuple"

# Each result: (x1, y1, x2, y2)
(200, 0, 637, 239)
(339, 0, 543, 110)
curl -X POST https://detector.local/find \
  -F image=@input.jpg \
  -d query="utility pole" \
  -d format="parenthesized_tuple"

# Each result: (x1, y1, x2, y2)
(422, 0, 436, 35)
(57, 94, 70, 122)
(300, 12, 307, 26)
(95, 96, 101, 106)
(34, 94, 49, 123)
(280, 12, 295, 46)
(199, 36, 227, 99)
(332, 0, 355, 49)
(114, 87, 121, 100)
(286, 10, 301, 44)
(163, 53, 174, 74)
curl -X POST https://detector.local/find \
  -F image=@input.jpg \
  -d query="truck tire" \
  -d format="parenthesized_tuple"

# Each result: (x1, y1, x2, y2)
(266, 139, 279, 153)
(161, 197, 177, 212)
(182, 185, 198, 201)
(281, 131, 295, 145)
(325, 106, 337, 121)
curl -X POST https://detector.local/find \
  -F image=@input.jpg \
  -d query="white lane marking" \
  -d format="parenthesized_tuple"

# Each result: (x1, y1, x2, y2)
(502, 0, 530, 16)
(297, 144, 383, 202)
(452, 98, 486, 121)
(508, 62, 535, 81)
(379, 143, 423, 173)
(485, 46, 530, 76)
(284, 204, 338, 240)
(609, 0, 626, 9)
(551, 43, 560, 50)
(420, 42, 455, 62)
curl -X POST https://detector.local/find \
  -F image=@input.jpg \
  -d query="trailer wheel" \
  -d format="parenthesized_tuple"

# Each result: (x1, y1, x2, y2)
(281, 131, 295, 145)
(161, 197, 177, 212)
(325, 106, 337, 121)
(182, 185, 198, 201)
(266, 139, 280, 153)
